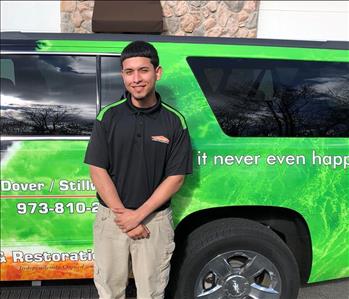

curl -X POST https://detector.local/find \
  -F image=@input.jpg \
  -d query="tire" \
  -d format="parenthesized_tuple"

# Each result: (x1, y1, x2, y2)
(168, 218, 300, 299)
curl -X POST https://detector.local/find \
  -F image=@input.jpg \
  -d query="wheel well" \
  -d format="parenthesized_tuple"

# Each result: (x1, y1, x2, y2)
(174, 206, 312, 284)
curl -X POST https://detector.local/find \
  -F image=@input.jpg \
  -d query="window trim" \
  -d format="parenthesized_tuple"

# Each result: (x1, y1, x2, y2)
(1, 136, 90, 141)
(96, 55, 101, 114)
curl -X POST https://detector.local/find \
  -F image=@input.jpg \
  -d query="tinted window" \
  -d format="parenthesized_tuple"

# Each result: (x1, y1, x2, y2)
(101, 56, 124, 107)
(0, 55, 96, 136)
(188, 57, 349, 137)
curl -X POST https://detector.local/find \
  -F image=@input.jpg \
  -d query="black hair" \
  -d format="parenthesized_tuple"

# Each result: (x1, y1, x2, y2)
(120, 41, 159, 69)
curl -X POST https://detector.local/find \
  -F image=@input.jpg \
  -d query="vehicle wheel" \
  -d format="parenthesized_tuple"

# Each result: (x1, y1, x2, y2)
(169, 218, 300, 299)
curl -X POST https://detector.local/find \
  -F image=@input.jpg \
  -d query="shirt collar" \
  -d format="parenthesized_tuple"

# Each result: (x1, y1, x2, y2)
(126, 92, 161, 118)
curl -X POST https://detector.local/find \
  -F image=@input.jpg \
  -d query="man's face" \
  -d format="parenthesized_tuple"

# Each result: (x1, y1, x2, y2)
(121, 57, 162, 101)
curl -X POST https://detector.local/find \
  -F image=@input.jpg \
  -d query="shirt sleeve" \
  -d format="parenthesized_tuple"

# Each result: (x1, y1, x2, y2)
(165, 125, 193, 177)
(84, 119, 109, 169)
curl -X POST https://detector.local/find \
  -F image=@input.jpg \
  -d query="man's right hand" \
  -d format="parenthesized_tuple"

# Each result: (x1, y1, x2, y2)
(126, 224, 150, 240)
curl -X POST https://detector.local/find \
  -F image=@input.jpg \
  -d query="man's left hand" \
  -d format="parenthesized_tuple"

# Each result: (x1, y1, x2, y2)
(112, 207, 142, 232)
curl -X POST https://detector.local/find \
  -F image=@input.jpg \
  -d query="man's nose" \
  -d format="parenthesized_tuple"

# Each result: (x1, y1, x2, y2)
(133, 71, 141, 83)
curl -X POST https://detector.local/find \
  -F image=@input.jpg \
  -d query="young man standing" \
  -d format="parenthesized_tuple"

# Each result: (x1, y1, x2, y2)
(84, 41, 192, 299)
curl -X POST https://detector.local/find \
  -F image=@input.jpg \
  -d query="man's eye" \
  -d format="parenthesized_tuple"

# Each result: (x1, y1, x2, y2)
(140, 69, 149, 73)
(125, 71, 133, 75)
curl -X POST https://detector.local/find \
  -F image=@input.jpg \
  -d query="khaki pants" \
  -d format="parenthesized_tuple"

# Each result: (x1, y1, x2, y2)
(93, 204, 175, 299)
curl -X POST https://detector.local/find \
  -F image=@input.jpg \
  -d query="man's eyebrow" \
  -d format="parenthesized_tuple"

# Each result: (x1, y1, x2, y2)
(124, 66, 150, 71)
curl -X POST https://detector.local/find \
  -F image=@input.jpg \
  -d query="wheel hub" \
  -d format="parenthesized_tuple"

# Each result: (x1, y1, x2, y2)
(223, 275, 250, 297)
(195, 250, 283, 298)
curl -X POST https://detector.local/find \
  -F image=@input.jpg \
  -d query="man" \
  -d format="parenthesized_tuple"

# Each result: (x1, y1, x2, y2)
(84, 41, 192, 299)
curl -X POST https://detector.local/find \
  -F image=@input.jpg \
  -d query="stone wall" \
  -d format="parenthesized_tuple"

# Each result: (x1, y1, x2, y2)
(61, 0, 259, 37)
(162, 1, 258, 37)
(61, 1, 94, 33)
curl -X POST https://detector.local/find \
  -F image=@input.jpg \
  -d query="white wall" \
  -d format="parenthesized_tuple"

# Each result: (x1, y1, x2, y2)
(257, 1, 349, 41)
(1, 1, 61, 32)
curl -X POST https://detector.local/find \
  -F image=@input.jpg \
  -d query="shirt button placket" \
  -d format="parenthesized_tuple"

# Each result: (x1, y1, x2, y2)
(136, 113, 144, 151)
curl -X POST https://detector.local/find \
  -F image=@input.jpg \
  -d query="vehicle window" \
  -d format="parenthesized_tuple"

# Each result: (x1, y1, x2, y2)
(0, 55, 96, 136)
(0, 59, 15, 84)
(188, 57, 349, 137)
(100, 56, 124, 107)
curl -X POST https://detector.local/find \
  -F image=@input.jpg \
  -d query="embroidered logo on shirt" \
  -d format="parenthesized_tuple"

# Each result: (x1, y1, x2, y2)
(151, 136, 170, 144)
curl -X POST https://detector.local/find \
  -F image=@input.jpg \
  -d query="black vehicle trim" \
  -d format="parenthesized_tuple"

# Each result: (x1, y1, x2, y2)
(1, 32, 348, 50)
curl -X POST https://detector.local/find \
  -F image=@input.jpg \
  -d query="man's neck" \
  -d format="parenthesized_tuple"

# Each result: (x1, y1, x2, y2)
(131, 92, 157, 109)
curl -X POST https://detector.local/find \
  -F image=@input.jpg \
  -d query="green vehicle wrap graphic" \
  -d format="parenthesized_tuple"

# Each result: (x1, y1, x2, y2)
(1, 38, 348, 283)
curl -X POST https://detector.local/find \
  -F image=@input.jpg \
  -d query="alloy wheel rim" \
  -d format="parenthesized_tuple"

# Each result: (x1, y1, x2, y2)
(194, 250, 282, 299)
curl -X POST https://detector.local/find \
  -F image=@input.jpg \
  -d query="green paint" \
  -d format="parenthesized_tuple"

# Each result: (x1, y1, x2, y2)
(1, 37, 348, 284)
(161, 102, 187, 129)
(36, 39, 349, 62)
(1, 141, 94, 245)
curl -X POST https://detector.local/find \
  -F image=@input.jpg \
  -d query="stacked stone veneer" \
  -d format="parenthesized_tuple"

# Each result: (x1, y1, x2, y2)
(61, 1, 94, 33)
(61, 1, 259, 37)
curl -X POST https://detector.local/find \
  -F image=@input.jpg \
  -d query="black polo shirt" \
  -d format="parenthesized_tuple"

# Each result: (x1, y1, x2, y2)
(84, 93, 192, 210)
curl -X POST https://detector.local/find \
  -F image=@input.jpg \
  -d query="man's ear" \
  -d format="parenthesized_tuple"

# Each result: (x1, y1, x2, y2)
(155, 66, 163, 81)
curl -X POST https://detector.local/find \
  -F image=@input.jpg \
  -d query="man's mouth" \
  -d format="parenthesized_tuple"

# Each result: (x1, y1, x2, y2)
(132, 85, 145, 92)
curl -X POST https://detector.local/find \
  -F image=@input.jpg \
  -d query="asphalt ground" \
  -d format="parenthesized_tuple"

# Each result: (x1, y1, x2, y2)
(298, 278, 349, 299)
(127, 278, 349, 298)
(1, 278, 348, 298)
